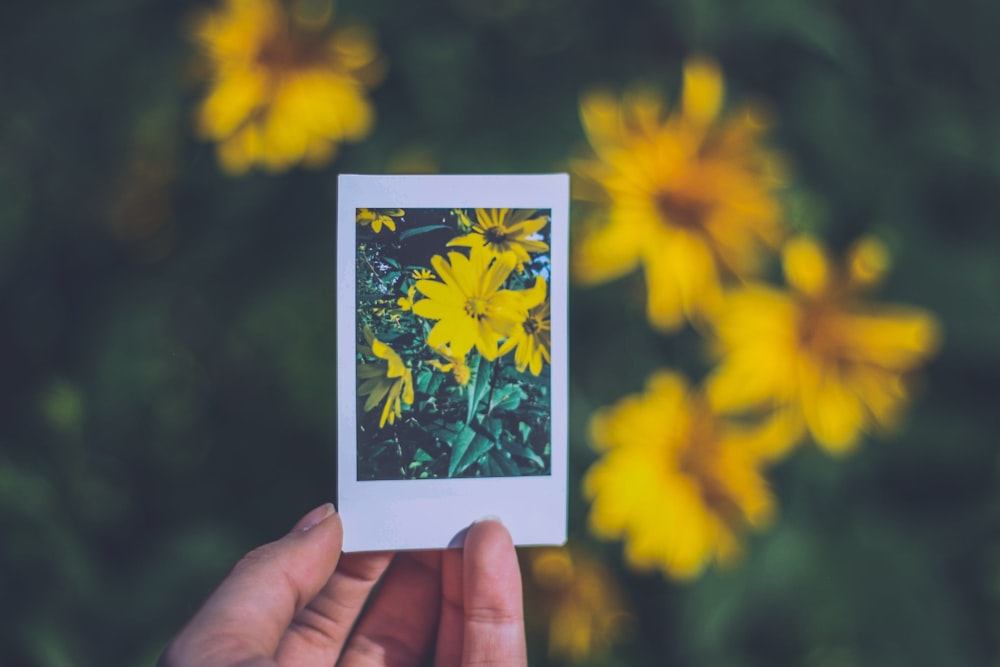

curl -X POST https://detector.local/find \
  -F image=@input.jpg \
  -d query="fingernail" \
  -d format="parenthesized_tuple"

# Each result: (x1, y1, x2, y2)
(296, 503, 336, 532)
(474, 515, 502, 524)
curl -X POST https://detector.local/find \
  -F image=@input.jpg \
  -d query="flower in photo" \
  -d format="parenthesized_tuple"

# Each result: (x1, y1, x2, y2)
(448, 208, 550, 268)
(584, 371, 786, 579)
(397, 285, 418, 311)
(411, 268, 434, 280)
(412, 245, 532, 360)
(189, 0, 384, 174)
(573, 58, 785, 330)
(706, 235, 941, 453)
(524, 546, 634, 662)
(357, 208, 403, 233)
(498, 277, 551, 375)
(358, 332, 413, 428)
(452, 208, 474, 232)
(427, 344, 471, 386)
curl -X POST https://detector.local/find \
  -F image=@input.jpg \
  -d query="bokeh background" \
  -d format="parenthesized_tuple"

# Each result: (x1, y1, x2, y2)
(2, 0, 999, 665)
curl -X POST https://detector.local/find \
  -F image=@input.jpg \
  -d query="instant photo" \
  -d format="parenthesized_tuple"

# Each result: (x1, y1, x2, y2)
(337, 175, 568, 551)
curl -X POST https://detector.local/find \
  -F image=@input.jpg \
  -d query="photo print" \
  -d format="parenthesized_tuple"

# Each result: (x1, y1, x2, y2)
(355, 206, 552, 481)
(337, 175, 568, 551)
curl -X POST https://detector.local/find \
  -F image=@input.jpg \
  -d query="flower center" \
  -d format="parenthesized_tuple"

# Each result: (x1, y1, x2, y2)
(654, 189, 710, 230)
(483, 225, 513, 246)
(677, 411, 744, 526)
(465, 297, 489, 319)
(523, 316, 540, 335)
(256, 32, 326, 71)
(797, 301, 843, 359)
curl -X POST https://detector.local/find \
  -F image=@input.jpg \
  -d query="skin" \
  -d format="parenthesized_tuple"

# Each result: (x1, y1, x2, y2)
(159, 504, 527, 667)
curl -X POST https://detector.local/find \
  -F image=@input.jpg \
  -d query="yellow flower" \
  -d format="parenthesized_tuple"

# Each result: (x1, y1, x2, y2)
(411, 268, 434, 280)
(584, 371, 783, 579)
(427, 344, 471, 386)
(498, 278, 550, 375)
(447, 208, 550, 267)
(190, 0, 383, 174)
(397, 285, 418, 311)
(412, 245, 531, 360)
(573, 58, 785, 330)
(358, 208, 404, 233)
(707, 235, 941, 454)
(358, 334, 413, 428)
(453, 208, 474, 231)
(524, 546, 634, 662)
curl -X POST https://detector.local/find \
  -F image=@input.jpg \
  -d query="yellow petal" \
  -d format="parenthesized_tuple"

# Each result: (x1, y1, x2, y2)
(572, 215, 643, 285)
(414, 280, 466, 310)
(197, 68, 265, 139)
(800, 365, 865, 453)
(782, 236, 830, 298)
(371, 338, 406, 377)
(579, 90, 621, 155)
(682, 57, 724, 127)
(847, 235, 891, 288)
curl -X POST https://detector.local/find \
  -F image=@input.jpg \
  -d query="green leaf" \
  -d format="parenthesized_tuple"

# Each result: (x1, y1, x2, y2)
(426, 370, 444, 397)
(485, 455, 503, 477)
(447, 425, 478, 477)
(503, 435, 546, 470)
(466, 355, 492, 425)
(489, 449, 520, 476)
(415, 368, 433, 393)
(452, 432, 496, 477)
(399, 224, 452, 241)
(490, 384, 526, 413)
(487, 416, 504, 441)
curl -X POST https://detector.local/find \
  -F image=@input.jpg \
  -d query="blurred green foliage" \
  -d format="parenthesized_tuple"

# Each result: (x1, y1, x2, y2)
(1, 0, 999, 665)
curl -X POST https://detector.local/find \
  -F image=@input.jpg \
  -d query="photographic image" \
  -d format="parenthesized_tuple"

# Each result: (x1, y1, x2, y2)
(355, 206, 552, 481)
(337, 174, 568, 551)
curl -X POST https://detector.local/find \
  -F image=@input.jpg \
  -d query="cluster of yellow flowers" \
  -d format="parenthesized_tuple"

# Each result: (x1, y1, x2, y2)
(357, 325, 413, 428)
(356, 208, 553, 427)
(184, 3, 942, 648)
(575, 58, 941, 580)
(523, 546, 635, 661)
(189, 0, 383, 174)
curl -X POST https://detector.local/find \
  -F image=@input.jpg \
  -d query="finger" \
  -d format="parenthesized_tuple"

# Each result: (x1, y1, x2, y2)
(273, 550, 394, 665)
(434, 540, 465, 666)
(160, 503, 343, 667)
(339, 550, 443, 666)
(458, 520, 527, 666)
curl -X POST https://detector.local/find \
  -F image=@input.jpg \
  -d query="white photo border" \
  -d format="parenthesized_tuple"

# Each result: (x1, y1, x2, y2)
(337, 174, 569, 552)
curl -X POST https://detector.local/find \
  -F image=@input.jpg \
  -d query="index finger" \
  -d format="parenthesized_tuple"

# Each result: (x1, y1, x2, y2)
(438, 520, 527, 667)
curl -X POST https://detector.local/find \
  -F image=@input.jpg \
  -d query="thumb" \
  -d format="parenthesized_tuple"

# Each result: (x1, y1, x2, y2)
(161, 503, 344, 667)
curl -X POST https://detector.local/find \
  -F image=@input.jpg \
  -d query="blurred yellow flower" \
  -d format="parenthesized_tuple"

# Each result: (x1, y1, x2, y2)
(358, 208, 404, 233)
(427, 344, 471, 386)
(358, 333, 413, 428)
(584, 371, 782, 579)
(412, 246, 533, 360)
(411, 268, 434, 280)
(524, 546, 634, 662)
(447, 208, 549, 267)
(498, 277, 550, 375)
(573, 58, 785, 330)
(707, 235, 941, 453)
(190, 0, 383, 174)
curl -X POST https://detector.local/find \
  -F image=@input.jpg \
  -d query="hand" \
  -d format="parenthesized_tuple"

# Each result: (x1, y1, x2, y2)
(159, 504, 527, 666)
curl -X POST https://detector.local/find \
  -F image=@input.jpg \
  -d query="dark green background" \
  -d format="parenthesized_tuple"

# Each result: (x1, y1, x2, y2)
(2, 0, 999, 664)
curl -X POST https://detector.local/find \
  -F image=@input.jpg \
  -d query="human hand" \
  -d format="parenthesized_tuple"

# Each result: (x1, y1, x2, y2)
(159, 504, 527, 666)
